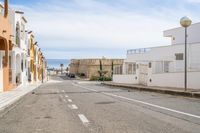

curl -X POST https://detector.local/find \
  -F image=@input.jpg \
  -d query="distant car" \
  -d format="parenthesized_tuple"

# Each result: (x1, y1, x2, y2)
(68, 73, 75, 78)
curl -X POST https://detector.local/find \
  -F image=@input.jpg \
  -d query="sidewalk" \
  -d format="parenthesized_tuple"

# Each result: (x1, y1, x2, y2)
(0, 83, 40, 111)
(102, 82, 200, 98)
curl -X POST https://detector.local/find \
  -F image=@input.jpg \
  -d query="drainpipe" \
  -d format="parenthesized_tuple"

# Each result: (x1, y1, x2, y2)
(4, 0, 8, 18)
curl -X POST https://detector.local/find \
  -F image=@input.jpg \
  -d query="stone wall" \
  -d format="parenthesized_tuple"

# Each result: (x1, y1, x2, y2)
(69, 59, 124, 79)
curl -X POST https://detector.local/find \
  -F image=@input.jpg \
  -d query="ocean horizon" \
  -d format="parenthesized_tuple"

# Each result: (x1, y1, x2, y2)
(47, 59, 70, 69)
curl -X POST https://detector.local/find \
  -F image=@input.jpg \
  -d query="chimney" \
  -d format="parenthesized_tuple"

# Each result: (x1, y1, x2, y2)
(4, 0, 8, 18)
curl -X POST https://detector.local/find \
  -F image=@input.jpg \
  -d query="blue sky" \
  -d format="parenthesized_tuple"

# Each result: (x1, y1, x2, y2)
(2, 0, 200, 59)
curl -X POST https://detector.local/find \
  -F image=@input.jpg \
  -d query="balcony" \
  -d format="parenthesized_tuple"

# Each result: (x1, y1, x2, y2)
(127, 48, 151, 55)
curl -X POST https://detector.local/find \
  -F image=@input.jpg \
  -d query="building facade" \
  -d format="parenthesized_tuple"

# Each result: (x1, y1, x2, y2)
(28, 33, 37, 83)
(113, 22, 200, 89)
(9, 9, 29, 87)
(0, 0, 47, 92)
(69, 58, 124, 79)
(0, 0, 13, 92)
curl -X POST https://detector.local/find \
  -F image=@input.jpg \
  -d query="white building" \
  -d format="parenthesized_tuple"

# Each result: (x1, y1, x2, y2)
(9, 10, 29, 86)
(113, 22, 200, 89)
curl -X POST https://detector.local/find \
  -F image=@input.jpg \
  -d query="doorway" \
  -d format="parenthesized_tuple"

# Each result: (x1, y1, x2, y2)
(139, 64, 148, 85)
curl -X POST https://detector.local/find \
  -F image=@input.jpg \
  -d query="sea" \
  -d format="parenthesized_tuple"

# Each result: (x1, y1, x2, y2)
(46, 59, 70, 69)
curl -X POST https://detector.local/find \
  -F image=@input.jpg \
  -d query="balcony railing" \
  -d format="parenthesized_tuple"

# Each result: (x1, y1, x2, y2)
(127, 48, 151, 55)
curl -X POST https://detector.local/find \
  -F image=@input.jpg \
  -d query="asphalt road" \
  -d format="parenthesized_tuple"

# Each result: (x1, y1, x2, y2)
(0, 76, 200, 133)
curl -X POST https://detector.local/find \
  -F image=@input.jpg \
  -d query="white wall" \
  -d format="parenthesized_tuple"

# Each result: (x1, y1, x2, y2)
(116, 42, 200, 89)
(148, 72, 200, 89)
(9, 9, 27, 50)
(113, 74, 138, 84)
(126, 44, 183, 62)
(164, 22, 200, 45)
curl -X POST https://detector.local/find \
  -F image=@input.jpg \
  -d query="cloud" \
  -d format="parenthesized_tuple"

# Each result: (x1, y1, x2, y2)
(187, 0, 200, 3)
(9, 0, 200, 59)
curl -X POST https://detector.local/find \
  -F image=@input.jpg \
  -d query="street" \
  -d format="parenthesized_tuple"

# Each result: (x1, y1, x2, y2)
(0, 76, 200, 133)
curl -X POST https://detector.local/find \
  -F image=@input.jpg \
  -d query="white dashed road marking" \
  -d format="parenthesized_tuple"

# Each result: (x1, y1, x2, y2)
(78, 114, 90, 124)
(68, 104, 78, 109)
(68, 99, 72, 102)
(73, 83, 200, 119)
(72, 104, 78, 109)
(65, 95, 68, 98)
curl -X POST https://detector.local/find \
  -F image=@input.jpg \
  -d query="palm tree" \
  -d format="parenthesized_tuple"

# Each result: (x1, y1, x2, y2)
(60, 63, 64, 74)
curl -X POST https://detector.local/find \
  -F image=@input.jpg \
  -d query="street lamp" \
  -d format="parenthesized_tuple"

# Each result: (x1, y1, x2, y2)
(180, 16, 192, 91)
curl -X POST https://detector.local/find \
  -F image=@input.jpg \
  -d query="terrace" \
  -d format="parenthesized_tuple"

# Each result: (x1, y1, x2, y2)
(127, 47, 151, 55)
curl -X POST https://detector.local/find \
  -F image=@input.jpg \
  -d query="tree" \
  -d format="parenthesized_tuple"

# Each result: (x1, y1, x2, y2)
(98, 60, 108, 81)
(111, 60, 114, 77)
(60, 63, 64, 74)
(99, 60, 102, 77)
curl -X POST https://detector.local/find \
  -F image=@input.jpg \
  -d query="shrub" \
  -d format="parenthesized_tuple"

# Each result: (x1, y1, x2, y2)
(99, 77, 112, 81)
(90, 76, 99, 81)
(90, 76, 112, 81)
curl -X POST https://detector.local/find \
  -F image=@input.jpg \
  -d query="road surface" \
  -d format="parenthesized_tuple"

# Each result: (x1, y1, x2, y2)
(0, 76, 200, 133)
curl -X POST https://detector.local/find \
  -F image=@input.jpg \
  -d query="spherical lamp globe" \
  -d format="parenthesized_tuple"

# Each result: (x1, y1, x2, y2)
(180, 16, 192, 27)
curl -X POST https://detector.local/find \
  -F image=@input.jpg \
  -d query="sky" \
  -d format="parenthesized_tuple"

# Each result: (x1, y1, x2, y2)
(2, 0, 200, 59)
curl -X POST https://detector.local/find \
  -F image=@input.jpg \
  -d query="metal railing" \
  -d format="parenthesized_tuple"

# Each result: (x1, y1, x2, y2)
(127, 48, 151, 55)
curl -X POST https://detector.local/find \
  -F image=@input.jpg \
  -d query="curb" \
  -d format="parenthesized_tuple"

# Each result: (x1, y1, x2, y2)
(0, 83, 41, 113)
(102, 83, 200, 99)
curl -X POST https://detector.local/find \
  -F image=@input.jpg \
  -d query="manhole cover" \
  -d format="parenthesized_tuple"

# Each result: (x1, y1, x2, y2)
(95, 101, 115, 104)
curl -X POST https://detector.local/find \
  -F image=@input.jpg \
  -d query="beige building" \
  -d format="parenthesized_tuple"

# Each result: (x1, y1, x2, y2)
(69, 58, 124, 79)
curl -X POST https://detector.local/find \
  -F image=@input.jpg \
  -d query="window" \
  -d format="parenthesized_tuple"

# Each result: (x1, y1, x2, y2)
(154, 61, 163, 73)
(164, 61, 170, 73)
(0, 6, 3, 15)
(149, 62, 152, 68)
(175, 53, 183, 60)
(128, 64, 133, 74)
(16, 22, 20, 47)
(125, 63, 136, 74)
(153, 61, 173, 73)
(114, 65, 123, 75)
(21, 60, 24, 72)
(21, 23, 25, 40)
(9, 56, 11, 69)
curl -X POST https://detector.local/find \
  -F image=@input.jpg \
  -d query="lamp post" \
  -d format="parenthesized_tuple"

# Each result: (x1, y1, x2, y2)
(180, 16, 192, 91)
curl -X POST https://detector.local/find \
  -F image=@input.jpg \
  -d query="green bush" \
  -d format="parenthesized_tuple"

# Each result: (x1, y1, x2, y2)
(90, 76, 99, 81)
(90, 76, 112, 81)
(99, 77, 112, 81)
